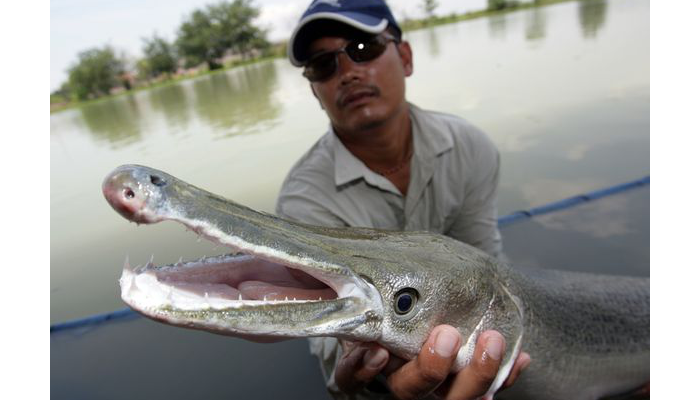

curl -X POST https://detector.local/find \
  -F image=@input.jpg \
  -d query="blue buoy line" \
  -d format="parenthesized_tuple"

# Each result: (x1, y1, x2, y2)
(50, 307, 138, 333)
(50, 175, 650, 334)
(497, 176, 650, 227)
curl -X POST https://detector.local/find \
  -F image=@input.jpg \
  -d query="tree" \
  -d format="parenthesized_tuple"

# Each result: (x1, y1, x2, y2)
(423, 0, 438, 19)
(175, 0, 269, 70)
(488, 0, 507, 11)
(487, 0, 522, 11)
(139, 33, 178, 78)
(66, 46, 127, 100)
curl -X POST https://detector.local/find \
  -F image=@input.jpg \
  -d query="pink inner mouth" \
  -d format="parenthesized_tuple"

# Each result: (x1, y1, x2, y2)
(152, 255, 338, 302)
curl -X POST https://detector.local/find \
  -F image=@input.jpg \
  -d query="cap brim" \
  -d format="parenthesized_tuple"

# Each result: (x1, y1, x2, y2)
(288, 12, 389, 67)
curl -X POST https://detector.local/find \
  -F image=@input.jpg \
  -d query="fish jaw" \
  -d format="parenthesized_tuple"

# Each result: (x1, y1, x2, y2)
(119, 253, 384, 341)
(104, 165, 385, 340)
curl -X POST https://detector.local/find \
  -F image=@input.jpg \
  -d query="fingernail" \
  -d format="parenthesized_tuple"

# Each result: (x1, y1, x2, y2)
(363, 348, 388, 370)
(484, 333, 505, 361)
(434, 329, 460, 358)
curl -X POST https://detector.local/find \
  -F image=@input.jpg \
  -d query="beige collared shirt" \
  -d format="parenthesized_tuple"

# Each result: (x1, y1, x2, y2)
(275, 103, 503, 399)
(276, 103, 502, 256)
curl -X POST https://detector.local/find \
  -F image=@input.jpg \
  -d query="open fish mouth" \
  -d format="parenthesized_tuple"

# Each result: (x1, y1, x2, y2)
(103, 165, 383, 340)
(121, 253, 339, 313)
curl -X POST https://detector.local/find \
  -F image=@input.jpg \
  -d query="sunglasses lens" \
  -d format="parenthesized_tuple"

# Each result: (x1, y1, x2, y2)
(303, 36, 394, 82)
(347, 37, 388, 63)
(304, 52, 337, 82)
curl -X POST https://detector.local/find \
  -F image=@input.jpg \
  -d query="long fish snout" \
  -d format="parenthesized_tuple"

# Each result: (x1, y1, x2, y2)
(103, 165, 167, 224)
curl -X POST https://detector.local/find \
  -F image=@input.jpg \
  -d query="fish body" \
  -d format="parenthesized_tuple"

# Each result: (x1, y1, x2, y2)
(103, 165, 649, 400)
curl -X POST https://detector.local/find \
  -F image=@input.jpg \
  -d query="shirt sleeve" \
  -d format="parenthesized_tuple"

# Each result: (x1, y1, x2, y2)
(446, 132, 505, 261)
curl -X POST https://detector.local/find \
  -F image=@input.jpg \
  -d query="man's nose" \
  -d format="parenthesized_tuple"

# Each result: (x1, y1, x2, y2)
(337, 52, 362, 84)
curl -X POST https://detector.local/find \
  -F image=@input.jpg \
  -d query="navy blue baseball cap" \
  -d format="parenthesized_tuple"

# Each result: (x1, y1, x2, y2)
(288, 0, 402, 66)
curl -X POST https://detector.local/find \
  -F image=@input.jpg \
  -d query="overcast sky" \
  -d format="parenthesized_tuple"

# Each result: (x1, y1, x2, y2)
(50, 0, 486, 91)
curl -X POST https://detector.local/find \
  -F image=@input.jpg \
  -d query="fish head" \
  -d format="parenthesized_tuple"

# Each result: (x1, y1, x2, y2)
(341, 233, 513, 363)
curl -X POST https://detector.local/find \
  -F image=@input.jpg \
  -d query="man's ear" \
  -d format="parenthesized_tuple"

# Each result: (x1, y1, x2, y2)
(310, 83, 325, 110)
(397, 41, 414, 77)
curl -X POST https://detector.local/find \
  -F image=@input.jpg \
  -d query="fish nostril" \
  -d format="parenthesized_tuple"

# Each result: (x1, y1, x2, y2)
(124, 188, 135, 199)
(150, 174, 166, 187)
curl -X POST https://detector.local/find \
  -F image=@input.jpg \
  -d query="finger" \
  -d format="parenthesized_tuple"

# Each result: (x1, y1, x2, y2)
(382, 354, 408, 377)
(443, 330, 504, 400)
(335, 344, 389, 393)
(502, 352, 531, 389)
(387, 325, 461, 400)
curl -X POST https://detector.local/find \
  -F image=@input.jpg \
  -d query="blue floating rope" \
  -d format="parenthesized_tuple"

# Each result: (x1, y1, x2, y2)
(497, 176, 649, 227)
(50, 175, 650, 334)
(50, 307, 137, 333)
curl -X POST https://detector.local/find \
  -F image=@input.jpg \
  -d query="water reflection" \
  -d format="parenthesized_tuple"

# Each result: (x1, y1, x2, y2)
(502, 187, 649, 277)
(148, 84, 190, 130)
(191, 62, 281, 138)
(79, 95, 144, 147)
(525, 7, 547, 42)
(427, 27, 440, 57)
(578, 0, 608, 38)
(488, 13, 507, 39)
(537, 194, 635, 239)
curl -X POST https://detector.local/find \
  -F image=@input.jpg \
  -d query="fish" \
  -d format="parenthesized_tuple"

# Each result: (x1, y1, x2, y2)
(102, 164, 649, 400)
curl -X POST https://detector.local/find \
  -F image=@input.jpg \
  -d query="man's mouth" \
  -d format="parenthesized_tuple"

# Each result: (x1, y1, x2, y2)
(338, 85, 379, 108)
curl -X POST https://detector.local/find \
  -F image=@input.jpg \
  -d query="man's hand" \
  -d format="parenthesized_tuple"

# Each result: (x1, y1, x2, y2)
(335, 325, 531, 400)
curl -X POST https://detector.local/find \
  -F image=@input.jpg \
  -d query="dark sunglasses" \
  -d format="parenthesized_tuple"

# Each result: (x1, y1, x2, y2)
(303, 35, 399, 82)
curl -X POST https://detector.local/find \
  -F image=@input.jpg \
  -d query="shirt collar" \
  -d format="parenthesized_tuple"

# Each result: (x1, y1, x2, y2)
(408, 103, 454, 159)
(332, 128, 367, 186)
(331, 103, 455, 188)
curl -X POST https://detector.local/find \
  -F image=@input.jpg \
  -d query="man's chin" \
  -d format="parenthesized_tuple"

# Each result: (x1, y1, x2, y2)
(338, 117, 385, 134)
(338, 105, 389, 132)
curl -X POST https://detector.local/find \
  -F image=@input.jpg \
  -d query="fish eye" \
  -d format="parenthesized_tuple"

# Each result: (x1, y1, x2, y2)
(394, 288, 418, 316)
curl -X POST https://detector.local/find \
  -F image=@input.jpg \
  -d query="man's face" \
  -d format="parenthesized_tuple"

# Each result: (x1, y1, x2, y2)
(307, 32, 413, 136)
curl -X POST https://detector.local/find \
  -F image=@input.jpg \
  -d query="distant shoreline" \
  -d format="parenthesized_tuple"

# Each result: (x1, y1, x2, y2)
(50, 0, 578, 114)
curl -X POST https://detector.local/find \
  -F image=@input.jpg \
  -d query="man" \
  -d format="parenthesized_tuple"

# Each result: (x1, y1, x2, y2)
(276, 1, 529, 399)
